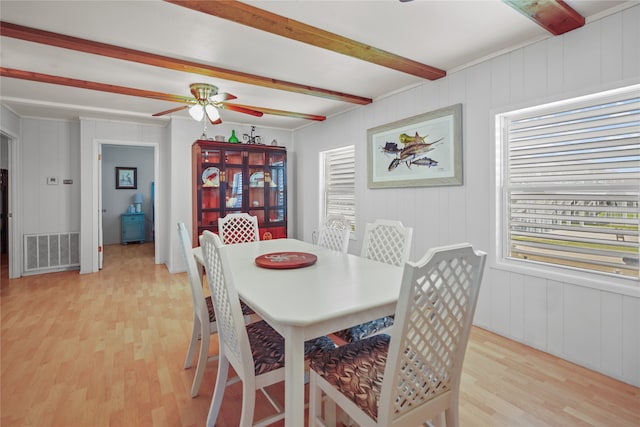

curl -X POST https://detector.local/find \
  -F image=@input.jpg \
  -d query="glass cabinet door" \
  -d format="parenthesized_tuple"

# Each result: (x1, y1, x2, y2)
(247, 151, 266, 223)
(198, 147, 223, 233)
(266, 151, 286, 224)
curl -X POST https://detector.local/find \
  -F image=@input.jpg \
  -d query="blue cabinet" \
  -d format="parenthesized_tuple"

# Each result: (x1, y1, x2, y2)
(121, 213, 145, 244)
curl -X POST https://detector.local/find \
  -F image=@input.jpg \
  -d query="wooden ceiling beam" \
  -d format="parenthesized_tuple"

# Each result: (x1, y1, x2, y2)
(0, 67, 327, 121)
(503, 0, 584, 35)
(0, 67, 193, 103)
(165, 0, 446, 81)
(0, 21, 371, 105)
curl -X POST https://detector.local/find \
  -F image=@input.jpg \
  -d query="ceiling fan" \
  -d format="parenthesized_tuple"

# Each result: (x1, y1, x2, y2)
(151, 82, 326, 138)
(152, 83, 264, 124)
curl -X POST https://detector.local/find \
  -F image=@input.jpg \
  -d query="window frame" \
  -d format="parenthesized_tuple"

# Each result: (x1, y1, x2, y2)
(493, 84, 640, 294)
(319, 145, 356, 235)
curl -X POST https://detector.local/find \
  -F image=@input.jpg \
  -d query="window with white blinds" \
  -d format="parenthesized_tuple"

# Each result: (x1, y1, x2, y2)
(322, 146, 355, 232)
(499, 85, 639, 280)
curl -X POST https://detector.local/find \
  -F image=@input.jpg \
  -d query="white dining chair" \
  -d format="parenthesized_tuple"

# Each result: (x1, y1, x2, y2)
(333, 219, 413, 343)
(176, 222, 259, 398)
(200, 230, 336, 427)
(218, 213, 260, 244)
(310, 243, 487, 427)
(316, 214, 351, 253)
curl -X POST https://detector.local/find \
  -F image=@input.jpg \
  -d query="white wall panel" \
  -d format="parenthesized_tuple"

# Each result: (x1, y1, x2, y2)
(523, 276, 547, 349)
(621, 296, 639, 385)
(566, 23, 602, 90)
(20, 119, 80, 237)
(490, 268, 511, 335)
(509, 272, 525, 340)
(21, 121, 39, 234)
(601, 12, 623, 83)
(523, 42, 547, 99)
(563, 284, 601, 369)
(464, 62, 492, 253)
(473, 266, 492, 328)
(601, 292, 624, 379)
(621, 6, 640, 79)
(546, 35, 564, 96)
(546, 280, 564, 355)
(508, 49, 525, 103)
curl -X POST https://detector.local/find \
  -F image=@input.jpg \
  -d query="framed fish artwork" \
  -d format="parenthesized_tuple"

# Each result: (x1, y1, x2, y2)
(367, 104, 462, 188)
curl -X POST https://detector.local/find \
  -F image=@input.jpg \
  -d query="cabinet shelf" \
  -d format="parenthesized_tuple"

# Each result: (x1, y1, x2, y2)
(192, 140, 287, 242)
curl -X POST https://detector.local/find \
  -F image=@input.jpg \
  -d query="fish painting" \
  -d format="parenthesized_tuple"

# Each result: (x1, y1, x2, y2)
(385, 136, 443, 171)
(411, 157, 438, 167)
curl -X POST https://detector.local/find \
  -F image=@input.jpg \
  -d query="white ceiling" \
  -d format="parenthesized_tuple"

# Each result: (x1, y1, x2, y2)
(0, 0, 633, 130)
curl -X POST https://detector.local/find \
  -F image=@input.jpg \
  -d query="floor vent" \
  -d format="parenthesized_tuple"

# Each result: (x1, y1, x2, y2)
(24, 232, 80, 274)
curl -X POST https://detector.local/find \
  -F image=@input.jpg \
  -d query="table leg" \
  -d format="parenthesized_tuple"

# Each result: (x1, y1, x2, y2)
(284, 329, 305, 427)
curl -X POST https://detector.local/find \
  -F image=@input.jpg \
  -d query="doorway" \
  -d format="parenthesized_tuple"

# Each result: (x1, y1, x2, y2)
(1, 169, 7, 282)
(0, 131, 10, 281)
(100, 143, 157, 269)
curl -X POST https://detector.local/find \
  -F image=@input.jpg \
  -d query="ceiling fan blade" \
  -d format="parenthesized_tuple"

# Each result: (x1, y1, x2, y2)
(210, 92, 237, 103)
(224, 103, 326, 121)
(221, 103, 264, 117)
(209, 117, 223, 125)
(152, 105, 189, 116)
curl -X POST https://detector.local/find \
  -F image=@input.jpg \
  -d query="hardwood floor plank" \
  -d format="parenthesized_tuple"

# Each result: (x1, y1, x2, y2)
(1, 243, 638, 426)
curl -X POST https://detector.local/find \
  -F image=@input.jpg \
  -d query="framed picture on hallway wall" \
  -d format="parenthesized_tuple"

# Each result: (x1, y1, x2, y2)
(116, 167, 137, 189)
(367, 103, 462, 188)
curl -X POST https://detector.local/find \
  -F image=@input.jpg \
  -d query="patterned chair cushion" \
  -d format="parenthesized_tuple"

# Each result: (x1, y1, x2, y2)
(332, 316, 395, 343)
(247, 320, 337, 376)
(310, 334, 390, 421)
(204, 296, 255, 323)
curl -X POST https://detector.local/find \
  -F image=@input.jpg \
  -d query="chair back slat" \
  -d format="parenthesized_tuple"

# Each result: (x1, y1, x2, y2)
(316, 214, 350, 253)
(379, 243, 486, 425)
(200, 230, 253, 378)
(361, 219, 413, 266)
(218, 213, 259, 244)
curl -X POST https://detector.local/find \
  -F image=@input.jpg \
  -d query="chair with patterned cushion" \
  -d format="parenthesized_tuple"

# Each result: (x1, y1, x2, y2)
(177, 222, 259, 398)
(310, 243, 487, 427)
(332, 219, 413, 343)
(218, 213, 260, 244)
(316, 215, 351, 253)
(200, 230, 336, 427)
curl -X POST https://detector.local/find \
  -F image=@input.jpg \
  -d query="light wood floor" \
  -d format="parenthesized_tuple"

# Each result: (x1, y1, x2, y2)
(1, 243, 638, 427)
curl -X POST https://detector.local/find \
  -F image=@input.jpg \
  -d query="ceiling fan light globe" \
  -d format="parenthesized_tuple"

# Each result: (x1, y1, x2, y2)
(205, 104, 220, 122)
(189, 104, 205, 121)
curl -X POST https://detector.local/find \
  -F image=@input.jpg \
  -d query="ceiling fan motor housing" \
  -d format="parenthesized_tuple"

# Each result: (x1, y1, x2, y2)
(190, 83, 219, 102)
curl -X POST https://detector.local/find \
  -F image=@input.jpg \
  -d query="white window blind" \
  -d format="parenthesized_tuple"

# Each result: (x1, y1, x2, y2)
(501, 86, 639, 279)
(323, 146, 355, 231)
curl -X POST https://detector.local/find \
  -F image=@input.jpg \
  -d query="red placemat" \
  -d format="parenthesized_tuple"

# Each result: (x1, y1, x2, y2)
(255, 252, 318, 269)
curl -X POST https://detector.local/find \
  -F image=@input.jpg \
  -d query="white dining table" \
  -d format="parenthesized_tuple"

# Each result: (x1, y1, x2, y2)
(195, 238, 403, 427)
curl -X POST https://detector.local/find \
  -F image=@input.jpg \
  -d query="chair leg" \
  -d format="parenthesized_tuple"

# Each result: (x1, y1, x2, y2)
(184, 315, 200, 369)
(240, 380, 256, 427)
(444, 406, 458, 427)
(429, 412, 445, 427)
(310, 374, 337, 427)
(190, 326, 210, 397)
(444, 393, 459, 427)
(207, 354, 229, 427)
(309, 374, 320, 426)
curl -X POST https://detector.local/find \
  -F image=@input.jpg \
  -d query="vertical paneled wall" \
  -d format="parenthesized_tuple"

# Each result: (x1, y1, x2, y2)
(20, 118, 81, 236)
(293, 6, 639, 386)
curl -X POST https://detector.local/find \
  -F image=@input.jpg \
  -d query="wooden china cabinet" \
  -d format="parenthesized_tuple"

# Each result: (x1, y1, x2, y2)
(192, 140, 287, 242)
